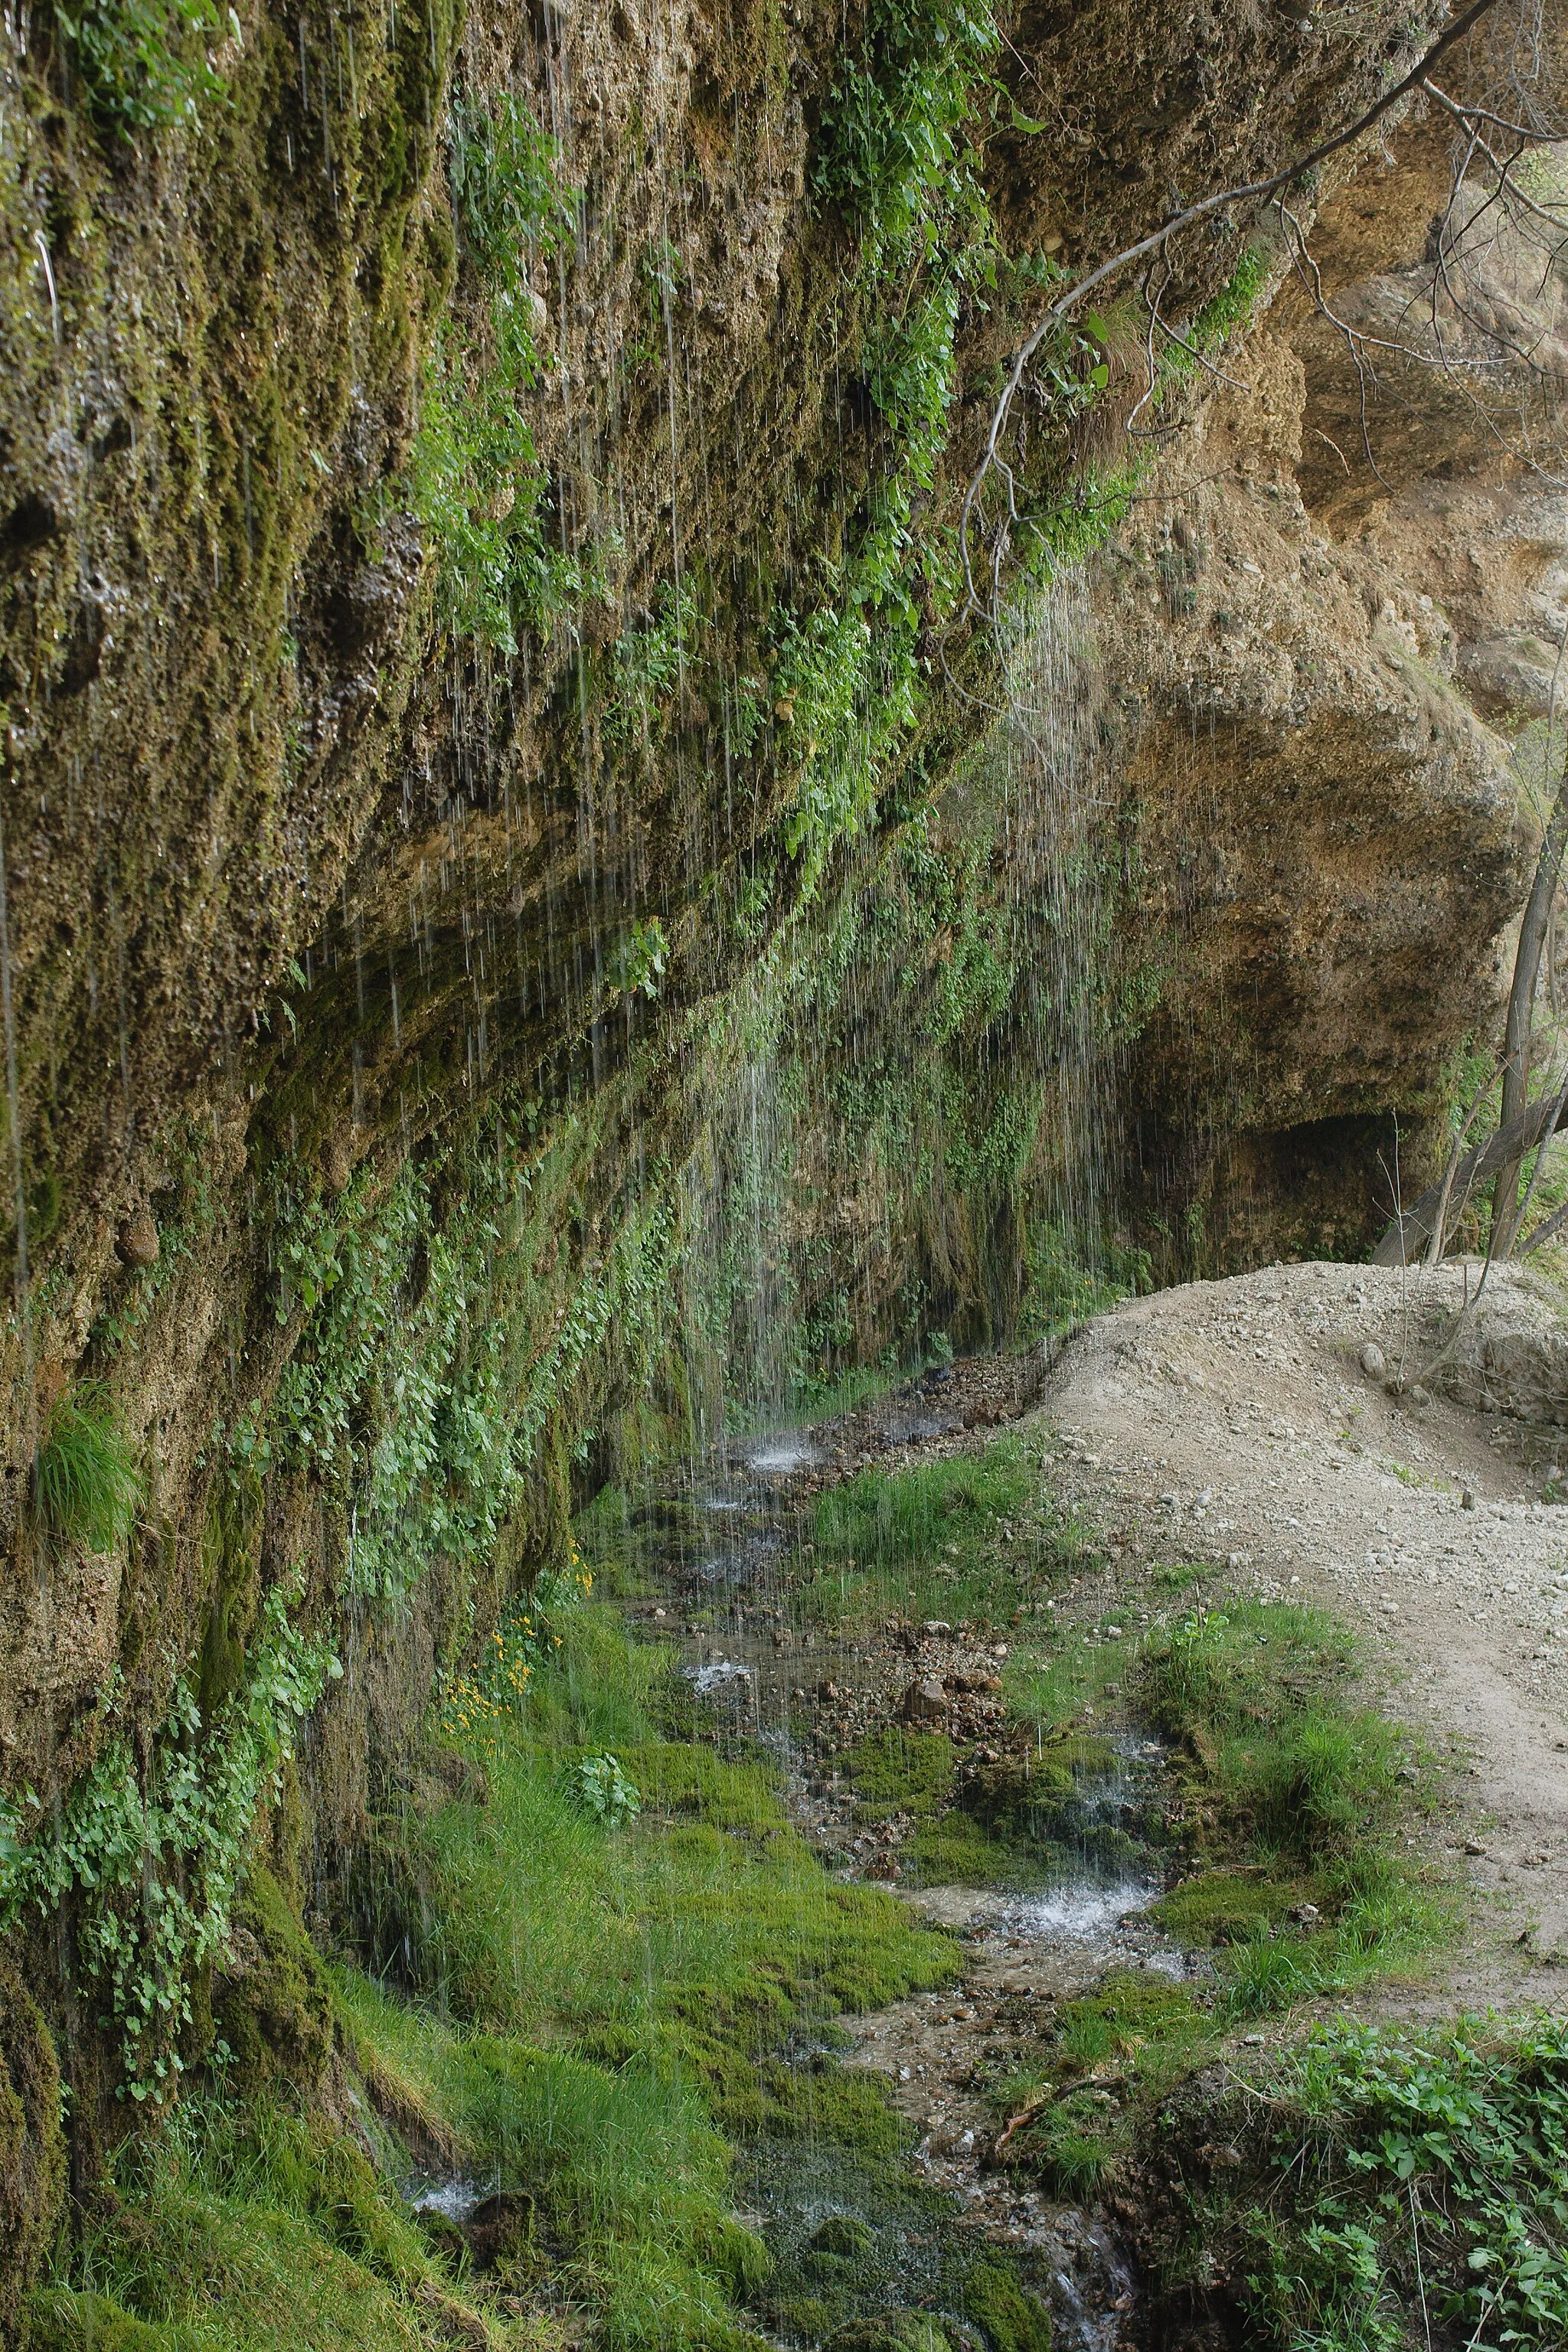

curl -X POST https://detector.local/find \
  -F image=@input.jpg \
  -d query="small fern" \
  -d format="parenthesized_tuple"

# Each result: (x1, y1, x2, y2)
(34, 1386, 142, 1552)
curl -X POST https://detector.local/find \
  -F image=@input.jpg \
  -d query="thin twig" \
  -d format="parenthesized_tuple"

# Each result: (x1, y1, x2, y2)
(1410, 2179, 1433, 2352)
(957, 0, 1510, 615)
(1426, 1058, 1502, 1267)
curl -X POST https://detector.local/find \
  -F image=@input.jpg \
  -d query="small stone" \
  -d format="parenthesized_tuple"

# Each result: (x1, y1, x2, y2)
(1361, 1342, 1385, 1380)
(902, 1679, 949, 1723)
(923, 1619, 952, 1638)
(117, 1204, 159, 1268)
(1242, 2034, 1264, 2047)
(1410, 1384, 1432, 1409)
(1465, 1840, 1486, 1857)
(1462, 1488, 1476, 1510)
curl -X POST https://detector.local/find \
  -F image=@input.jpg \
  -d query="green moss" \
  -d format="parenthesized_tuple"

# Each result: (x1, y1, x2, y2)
(844, 1730, 956, 1821)
(826, 2318, 952, 2352)
(812, 2215, 876, 2259)
(963, 2262, 1053, 2352)
(196, 1474, 262, 1726)
(1152, 1869, 1308, 1948)
(0, 1959, 66, 2343)
(24, 2289, 192, 2350)
(211, 1863, 334, 2100)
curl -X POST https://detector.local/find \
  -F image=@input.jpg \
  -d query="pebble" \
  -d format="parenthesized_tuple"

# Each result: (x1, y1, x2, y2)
(902, 1679, 949, 1723)
(1361, 1342, 1386, 1379)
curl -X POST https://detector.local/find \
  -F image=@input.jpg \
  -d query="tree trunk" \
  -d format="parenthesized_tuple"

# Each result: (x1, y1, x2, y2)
(1491, 667, 1568, 1254)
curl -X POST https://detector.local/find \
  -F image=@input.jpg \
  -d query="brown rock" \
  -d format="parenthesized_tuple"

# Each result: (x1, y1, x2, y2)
(324, 1135, 354, 1194)
(901, 1679, 948, 1723)
(116, 1205, 159, 1267)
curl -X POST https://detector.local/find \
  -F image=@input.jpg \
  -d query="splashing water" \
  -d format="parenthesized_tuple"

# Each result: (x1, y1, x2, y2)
(1009, 1880, 1158, 1945)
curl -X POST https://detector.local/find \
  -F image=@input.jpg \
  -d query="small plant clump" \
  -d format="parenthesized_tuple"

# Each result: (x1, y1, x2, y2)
(33, 1383, 143, 1553)
(1, 1586, 337, 2099)
(54, 0, 233, 136)
(1136, 1599, 1442, 2014)
(1148, 2018, 1568, 2351)
(440, 1548, 594, 1743)
(563, 1751, 641, 1825)
(384, 90, 590, 653)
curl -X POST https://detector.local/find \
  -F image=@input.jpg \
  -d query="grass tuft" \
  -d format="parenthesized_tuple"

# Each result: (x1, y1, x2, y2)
(34, 1384, 142, 1552)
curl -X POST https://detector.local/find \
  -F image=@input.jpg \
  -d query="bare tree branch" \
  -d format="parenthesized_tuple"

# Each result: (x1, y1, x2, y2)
(959, 0, 1511, 616)
(1372, 1083, 1568, 1264)
(1490, 631, 1568, 1253)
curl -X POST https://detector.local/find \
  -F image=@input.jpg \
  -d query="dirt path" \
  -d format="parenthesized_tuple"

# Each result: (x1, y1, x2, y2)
(1040, 1257, 1568, 2003)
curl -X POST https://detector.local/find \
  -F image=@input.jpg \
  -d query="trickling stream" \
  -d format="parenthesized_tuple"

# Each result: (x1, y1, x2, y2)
(603, 1358, 1191, 2352)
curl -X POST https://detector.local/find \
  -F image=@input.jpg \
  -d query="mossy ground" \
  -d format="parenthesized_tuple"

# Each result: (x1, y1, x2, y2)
(976, 1593, 1453, 2208)
(28, 1582, 1060, 2350)
(27, 1435, 1470, 2350)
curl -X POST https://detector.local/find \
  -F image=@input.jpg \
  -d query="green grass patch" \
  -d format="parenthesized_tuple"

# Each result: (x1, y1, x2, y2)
(335, 1598, 961, 2344)
(991, 1971, 1214, 2197)
(794, 1437, 1091, 1630)
(34, 1383, 142, 1553)
(988, 1597, 1453, 2207)
(1134, 1599, 1448, 2016)
(1001, 1625, 1139, 1736)
(28, 2098, 482, 2352)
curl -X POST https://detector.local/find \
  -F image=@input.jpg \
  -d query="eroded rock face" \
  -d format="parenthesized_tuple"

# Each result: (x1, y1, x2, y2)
(1095, 318, 1524, 1268)
(1066, 96, 1568, 1273)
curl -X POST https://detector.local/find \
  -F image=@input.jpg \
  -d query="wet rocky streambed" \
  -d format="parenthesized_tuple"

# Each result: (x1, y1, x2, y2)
(600, 1370, 1203, 2352)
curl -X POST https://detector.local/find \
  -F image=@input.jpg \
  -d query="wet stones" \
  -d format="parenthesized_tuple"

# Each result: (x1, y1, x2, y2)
(901, 1679, 949, 1723)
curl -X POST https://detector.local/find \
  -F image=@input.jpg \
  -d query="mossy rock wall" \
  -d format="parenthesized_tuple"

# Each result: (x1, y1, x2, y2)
(0, 1958, 64, 2343)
